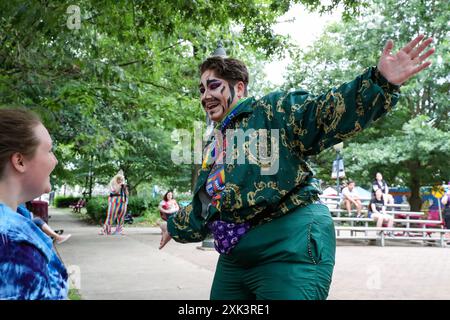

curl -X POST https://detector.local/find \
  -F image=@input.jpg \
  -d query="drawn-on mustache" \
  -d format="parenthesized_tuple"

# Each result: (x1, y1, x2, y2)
(202, 98, 221, 109)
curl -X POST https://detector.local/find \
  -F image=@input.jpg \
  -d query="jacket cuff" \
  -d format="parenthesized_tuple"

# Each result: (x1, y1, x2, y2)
(372, 67, 401, 93)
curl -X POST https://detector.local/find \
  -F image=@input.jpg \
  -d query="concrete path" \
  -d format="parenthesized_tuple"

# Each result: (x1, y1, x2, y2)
(50, 208, 450, 300)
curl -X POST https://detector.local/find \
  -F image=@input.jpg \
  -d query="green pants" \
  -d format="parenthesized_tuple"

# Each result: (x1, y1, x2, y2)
(210, 203, 336, 300)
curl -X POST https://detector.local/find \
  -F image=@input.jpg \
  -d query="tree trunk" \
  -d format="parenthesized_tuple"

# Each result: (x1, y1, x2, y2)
(408, 161, 422, 212)
(191, 164, 201, 193)
(84, 173, 89, 197)
(88, 155, 94, 199)
(88, 173, 94, 199)
(127, 181, 136, 196)
(409, 181, 422, 212)
(190, 44, 202, 193)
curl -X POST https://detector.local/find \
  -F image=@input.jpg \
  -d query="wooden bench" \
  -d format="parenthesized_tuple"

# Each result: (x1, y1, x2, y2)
(334, 226, 450, 247)
(70, 199, 86, 213)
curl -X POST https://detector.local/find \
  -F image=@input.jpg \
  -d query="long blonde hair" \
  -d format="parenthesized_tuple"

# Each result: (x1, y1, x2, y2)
(110, 170, 125, 193)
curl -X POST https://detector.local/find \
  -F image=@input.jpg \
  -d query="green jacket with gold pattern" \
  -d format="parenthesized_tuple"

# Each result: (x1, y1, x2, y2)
(167, 67, 400, 243)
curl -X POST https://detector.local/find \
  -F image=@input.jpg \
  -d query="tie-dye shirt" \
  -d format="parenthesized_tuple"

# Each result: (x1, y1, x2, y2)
(0, 203, 68, 300)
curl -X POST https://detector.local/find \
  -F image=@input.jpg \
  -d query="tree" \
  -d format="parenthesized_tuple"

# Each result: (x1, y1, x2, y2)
(0, 1, 375, 193)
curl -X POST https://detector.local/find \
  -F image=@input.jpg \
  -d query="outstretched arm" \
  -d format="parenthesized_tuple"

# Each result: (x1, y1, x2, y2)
(273, 34, 435, 156)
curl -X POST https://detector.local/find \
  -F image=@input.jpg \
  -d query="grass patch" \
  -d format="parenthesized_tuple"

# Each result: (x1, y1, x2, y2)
(127, 209, 161, 227)
(68, 288, 82, 300)
(69, 207, 97, 225)
(62, 202, 163, 228)
(67, 206, 162, 227)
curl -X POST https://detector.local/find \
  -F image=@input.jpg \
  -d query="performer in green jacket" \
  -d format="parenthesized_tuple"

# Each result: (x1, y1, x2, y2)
(159, 35, 434, 299)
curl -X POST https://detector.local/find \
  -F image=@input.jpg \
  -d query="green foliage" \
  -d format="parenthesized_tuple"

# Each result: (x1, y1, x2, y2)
(285, 0, 449, 129)
(0, 0, 370, 194)
(283, 0, 449, 209)
(85, 197, 108, 223)
(345, 116, 450, 185)
(68, 289, 82, 300)
(132, 209, 161, 227)
(54, 196, 80, 208)
(127, 197, 160, 217)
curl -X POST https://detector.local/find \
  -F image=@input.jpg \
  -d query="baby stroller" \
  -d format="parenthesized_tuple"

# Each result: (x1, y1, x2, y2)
(124, 212, 134, 224)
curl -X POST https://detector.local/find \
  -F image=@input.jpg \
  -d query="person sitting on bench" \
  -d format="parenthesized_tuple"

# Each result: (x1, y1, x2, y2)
(369, 189, 394, 235)
(341, 180, 363, 218)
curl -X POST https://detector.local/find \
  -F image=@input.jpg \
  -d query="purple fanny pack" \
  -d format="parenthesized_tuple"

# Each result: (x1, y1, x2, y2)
(207, 220, 251, 254)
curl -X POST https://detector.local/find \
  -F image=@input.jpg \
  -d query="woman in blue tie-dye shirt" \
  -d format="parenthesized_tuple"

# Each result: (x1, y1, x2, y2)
(0, 108, 68, 300)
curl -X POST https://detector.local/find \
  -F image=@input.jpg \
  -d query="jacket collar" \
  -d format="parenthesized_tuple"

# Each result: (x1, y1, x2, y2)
(216, 97, 255, 132)
(194, 97, 255, 196)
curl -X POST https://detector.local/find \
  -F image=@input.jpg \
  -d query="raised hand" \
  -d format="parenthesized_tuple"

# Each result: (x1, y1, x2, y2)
(377, 34, 435, 86)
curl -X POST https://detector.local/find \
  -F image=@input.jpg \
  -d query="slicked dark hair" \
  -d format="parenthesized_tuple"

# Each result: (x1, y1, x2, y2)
(199, 56, 249, 96)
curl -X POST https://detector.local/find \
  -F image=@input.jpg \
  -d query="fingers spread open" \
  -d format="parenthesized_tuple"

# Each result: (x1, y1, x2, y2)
(418, 48, 435, 62)
(383, 39, 394, 56)
(402, 34, 425, 54)
(411, 61, 432, 77)
(410, 37, 433, 59)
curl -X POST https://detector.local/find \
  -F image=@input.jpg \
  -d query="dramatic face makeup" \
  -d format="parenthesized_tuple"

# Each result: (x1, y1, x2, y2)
(200, 70, 238, 122)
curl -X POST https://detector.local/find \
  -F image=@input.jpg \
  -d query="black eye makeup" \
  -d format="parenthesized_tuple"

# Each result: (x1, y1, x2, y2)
(199, 79, 223, 95)
(209, 81, 222, 90)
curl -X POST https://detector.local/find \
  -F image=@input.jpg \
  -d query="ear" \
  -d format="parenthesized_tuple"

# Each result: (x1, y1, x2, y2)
(236, 81, 246, 99)
(11, 152, 27, 173)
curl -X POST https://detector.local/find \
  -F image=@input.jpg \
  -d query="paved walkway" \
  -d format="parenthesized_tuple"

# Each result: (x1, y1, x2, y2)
(50, 208, 450, 300)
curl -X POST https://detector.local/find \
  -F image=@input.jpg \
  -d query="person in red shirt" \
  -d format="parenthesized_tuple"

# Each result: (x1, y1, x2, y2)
(158, 190, 179, 221)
